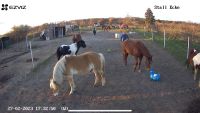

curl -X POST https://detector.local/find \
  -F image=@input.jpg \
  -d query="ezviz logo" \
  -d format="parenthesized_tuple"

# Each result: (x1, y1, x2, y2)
(1, 4, 26, 11)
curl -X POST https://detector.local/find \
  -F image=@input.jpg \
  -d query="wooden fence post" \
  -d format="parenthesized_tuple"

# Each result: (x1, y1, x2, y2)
(151, 29, 154, 41)
(187, 37, 190, 59)
(164, 29, 166, 48)
(29, 41, 34, 68)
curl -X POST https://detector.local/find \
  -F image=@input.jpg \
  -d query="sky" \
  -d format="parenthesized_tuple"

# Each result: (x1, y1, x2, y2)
(0, 0, 199, 35)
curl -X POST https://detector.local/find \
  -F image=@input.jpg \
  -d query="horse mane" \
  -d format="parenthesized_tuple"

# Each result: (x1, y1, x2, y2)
(139, 41, 152, 58)
(52, 57, 66, 84)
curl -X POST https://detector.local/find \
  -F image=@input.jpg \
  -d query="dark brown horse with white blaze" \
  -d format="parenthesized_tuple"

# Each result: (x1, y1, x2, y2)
(121, 39, 152, 72)
(186, 48, 200, 87)
(72, 33, 82, 43)
(50, 52, 106, 96)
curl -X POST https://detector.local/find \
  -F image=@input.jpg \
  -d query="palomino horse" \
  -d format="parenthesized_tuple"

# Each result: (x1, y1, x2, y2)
(121, 39, 152, 72)
(72, 33, 82, 43)
(50, 52, 106, 96)
(186, 48, 200, 87)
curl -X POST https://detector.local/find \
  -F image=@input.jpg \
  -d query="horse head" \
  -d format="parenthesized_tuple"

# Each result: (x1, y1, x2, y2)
(72, 33, 82, 43)
(146, 55, 152, 71)
(189, 48, 198, 56)
(77, 40, 86, 48)
(186, 48, 199, 68)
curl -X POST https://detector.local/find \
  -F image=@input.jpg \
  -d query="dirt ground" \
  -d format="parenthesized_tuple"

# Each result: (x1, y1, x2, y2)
(0, 31, 200, 113)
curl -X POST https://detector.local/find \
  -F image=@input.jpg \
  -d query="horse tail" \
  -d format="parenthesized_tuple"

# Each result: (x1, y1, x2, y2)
(98, 53, 106, 86)
(99, 53, 105, 72)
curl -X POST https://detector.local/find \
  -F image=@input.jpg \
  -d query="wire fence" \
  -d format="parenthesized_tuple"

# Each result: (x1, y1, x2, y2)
(139, 28, 200, 63)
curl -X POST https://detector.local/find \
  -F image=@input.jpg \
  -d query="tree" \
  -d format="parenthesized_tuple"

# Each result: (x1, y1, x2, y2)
(123, 15, 133, 26)
(145, 8, 155, 31)
(5, 25, 31, 42)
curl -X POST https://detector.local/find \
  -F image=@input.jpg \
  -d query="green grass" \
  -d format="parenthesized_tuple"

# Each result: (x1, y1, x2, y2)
(134, 28, 200, 64)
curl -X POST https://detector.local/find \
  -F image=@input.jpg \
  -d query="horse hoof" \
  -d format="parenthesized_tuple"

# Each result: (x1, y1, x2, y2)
(69, 90, 78, 95)
(94, 84, 100, 87)
(69, 92, 73, 95)
(53, 92, 59, 96)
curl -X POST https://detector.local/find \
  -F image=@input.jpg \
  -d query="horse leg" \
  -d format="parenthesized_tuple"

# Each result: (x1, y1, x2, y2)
(138, 56, 143, 73)
(123, 52, 128, 66)
(56, 48, 61, 60)
(194, 68, 198, 80)
(133, 57, 138, 72)
(93, 70, 101, 87)
(199, 79, 200, 87)
(99, 70, 106, 86)
(67, 75, 76, 95)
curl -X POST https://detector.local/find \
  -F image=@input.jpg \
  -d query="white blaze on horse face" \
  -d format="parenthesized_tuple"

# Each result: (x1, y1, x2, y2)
(60, 44, 68, 48)
(193, 53, 200, 66)
(193, 49, 197, 53)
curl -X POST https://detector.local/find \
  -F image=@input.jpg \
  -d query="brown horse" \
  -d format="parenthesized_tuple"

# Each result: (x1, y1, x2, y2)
(121, 39, 152, 72)
(186, 48, 200, 87)
(102, 25, 111, 31)
(72, 33, 82, 43)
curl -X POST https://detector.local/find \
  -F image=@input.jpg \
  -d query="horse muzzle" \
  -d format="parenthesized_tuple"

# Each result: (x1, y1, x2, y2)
(146, 67, 150, 71)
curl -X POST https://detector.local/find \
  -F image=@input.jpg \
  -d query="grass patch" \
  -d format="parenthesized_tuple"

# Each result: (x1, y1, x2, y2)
(134, 28, 200, 64)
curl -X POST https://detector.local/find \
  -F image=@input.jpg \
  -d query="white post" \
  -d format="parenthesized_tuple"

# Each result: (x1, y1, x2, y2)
(164, 29, 166, 48)
(29, 41, 34, 68)
(187, 37, 190, 59)
(151, 29, 154, 41)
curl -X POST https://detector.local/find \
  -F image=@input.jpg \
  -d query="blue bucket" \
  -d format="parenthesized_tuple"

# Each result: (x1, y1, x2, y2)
(150, 73, 160, 81)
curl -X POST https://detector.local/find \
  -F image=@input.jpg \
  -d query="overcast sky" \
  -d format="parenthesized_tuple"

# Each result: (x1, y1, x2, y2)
(0, 0, 199, 35)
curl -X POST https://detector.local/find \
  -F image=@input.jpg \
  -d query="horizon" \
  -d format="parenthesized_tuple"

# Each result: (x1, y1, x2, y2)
(0, 0, 199, 35)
